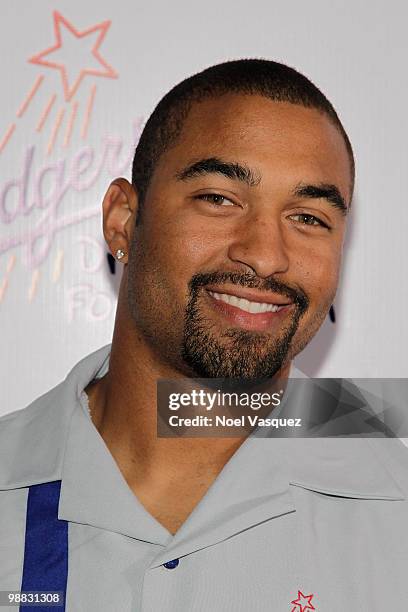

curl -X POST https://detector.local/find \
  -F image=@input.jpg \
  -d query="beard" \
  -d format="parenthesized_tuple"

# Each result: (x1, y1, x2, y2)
(181, 271, 309, 381)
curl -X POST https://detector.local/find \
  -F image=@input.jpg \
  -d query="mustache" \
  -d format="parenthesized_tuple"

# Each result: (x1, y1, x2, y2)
(189, 271, 309, 312)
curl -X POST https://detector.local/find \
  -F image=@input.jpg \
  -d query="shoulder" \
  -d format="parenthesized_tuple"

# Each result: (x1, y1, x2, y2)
(0, 379, 75, 490)
(0, 344, 112, 490)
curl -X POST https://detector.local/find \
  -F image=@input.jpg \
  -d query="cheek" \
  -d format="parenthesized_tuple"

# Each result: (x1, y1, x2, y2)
(293, 241, 342, 305)
(137, 210, 222, 298)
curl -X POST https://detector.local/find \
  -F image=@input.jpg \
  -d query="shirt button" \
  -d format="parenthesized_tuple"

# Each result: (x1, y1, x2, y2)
(163, 558, 179, 569)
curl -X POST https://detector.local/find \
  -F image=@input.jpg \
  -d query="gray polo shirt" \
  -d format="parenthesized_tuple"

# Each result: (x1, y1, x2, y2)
(1, 344, 408, 611)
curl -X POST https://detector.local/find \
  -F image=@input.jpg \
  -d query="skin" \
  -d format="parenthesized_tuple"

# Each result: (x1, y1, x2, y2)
(86, 94, 352, 534)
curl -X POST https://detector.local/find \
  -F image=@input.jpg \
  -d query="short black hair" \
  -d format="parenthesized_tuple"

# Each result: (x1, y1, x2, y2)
(131, 58, 354, 218)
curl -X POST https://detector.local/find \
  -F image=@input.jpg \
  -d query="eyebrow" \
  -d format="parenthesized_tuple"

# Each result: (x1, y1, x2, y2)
(175, 157, 261, 187)
(175, 156, 348, 215)
(292, 183, 348, 215)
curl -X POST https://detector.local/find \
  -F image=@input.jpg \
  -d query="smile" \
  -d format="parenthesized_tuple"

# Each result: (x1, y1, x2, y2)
(207, 291, 287, 314)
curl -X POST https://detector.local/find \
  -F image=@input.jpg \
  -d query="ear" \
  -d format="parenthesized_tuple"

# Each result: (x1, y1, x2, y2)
(102, 178, 138, 264)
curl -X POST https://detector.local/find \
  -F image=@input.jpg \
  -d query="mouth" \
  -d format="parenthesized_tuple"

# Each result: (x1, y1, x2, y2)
(204, 286, 295, 332)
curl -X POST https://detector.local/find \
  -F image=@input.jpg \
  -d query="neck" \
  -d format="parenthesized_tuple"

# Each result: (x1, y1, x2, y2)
(86, 290, 291, 492)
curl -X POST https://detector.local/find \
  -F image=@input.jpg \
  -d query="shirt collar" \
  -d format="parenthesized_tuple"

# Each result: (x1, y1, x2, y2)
(57, 388, 172, 545)
(0, 346, 405, 553)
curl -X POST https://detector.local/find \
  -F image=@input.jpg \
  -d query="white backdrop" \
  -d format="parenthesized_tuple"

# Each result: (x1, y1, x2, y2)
(1, 0, 407, 416)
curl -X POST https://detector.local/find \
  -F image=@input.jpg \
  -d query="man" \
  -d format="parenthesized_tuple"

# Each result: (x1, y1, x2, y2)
(1, 59, 407, 611)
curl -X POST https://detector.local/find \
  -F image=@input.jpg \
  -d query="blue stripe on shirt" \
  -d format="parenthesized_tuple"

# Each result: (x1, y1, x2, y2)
(20, 481, 68, 611)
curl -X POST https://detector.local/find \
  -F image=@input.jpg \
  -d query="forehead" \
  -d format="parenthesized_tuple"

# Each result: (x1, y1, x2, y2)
(158, 94, 352, 200)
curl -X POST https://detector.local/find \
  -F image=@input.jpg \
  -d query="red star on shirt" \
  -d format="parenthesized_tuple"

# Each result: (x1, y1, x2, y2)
(29, 11, 117, 101)
(290, 590, 316, 612)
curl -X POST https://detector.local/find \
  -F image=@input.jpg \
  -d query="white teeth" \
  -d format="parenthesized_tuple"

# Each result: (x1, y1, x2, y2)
(208, 291, 286, 314)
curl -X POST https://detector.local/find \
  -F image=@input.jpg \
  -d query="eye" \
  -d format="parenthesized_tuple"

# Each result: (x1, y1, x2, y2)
(289, 213, 329, 228)
(193, 193, 236, 207)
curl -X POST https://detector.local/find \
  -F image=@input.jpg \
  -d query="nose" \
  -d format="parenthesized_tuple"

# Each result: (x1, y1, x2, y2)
(227, 214, 290, 278)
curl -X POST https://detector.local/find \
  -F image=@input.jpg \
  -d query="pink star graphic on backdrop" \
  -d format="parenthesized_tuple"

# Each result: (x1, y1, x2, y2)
(29, 11, 117, 101)
(290, 590, 316, 612)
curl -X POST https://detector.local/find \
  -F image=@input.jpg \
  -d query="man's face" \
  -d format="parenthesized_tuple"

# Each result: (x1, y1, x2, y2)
(126, 94, 352, 379)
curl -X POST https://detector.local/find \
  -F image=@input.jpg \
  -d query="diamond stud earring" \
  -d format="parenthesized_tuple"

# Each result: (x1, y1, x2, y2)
(115, 249, 125, 260)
